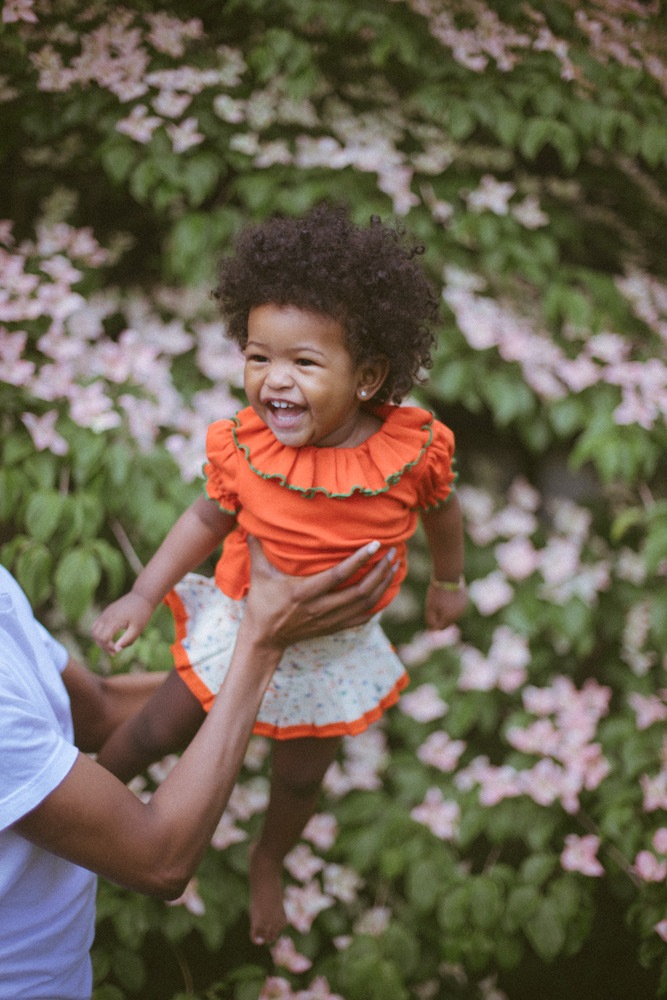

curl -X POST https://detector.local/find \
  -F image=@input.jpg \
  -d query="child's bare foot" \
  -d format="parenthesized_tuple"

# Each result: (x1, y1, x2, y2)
(249, 842, 288, 945)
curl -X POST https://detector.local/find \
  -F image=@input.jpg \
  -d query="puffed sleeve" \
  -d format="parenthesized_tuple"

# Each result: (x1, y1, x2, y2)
(413, 418, 457, 510)
(203, 417, 241, 514)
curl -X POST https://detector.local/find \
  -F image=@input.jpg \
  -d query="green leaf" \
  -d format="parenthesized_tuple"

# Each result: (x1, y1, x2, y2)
(25, 489, 67, 543)
(644, 519, 667, 574)
(520, 854, 557, 887)
(520, 117, 555, 160)
(181, 154, 221, 207)
(437, 884, 469, 932)
(99, 139, 137, 184)
(524, 897, 566, 962)
(16, 542, 53, 607)
(469, 875, 504, 930)
(640, 121, 667, 167)
(483, 370, 535, 425)
(406, 857, 443, 913)
(55, 549, 101, 621)
(505, 884, 540, 931)
(611, 506, 644, 543)
(129, 159, 160, 203)
(110, 947, 145, 993)
(0, 467, 25, 522)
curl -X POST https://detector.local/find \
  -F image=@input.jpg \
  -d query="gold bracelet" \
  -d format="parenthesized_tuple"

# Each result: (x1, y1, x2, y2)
(430, 574, 466, 592)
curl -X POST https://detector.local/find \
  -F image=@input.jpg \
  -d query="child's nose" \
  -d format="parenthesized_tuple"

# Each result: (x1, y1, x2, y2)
(265, 361, 293, 388)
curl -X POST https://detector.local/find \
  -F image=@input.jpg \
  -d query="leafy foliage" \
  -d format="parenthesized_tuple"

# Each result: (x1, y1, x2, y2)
(1, 0, 666, 997)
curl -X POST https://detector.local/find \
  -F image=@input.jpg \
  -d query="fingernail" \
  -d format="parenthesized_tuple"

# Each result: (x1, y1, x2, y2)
(387, 547, 396, 560)
(367, 540, 380, 554)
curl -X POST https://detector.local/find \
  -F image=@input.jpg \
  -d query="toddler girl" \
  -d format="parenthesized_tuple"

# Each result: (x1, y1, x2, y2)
(93, 204, 467, 945)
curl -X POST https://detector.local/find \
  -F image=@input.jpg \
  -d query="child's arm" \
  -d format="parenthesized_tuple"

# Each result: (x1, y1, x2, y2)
(93, 495, 236, 654)
(420, 493, 468, 629)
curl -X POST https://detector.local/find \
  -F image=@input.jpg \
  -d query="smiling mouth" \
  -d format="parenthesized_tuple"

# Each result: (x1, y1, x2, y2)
(267, 400, 303, 414)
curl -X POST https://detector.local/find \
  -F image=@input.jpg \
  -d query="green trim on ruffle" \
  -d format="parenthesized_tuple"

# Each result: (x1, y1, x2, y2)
(230, 414, 436, 500)
(203, 479, 238, 516)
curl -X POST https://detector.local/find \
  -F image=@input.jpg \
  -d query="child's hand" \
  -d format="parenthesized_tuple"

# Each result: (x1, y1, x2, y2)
(425, 581, 468, 630)
(92, 592, 155, 654)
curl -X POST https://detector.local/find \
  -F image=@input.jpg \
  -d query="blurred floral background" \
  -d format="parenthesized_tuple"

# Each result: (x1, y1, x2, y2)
(1, 1, 666, 997)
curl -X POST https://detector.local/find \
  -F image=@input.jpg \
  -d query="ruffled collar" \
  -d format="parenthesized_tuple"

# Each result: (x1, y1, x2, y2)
(231, 404, 435, 498)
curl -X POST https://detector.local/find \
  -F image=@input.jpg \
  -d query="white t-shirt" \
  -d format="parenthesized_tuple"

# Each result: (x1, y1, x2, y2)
(0, 566, 97, 1000)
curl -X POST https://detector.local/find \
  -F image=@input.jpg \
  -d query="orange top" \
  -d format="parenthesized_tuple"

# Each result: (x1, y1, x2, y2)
(204, 404, 456, 613)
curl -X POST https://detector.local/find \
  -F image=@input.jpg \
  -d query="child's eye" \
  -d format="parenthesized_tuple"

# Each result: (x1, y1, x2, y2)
(246, 352, 268, 363)
(295, 357, 317, 367)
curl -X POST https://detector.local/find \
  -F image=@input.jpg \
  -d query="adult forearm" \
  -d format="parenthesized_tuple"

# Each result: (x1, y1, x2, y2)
(129, 626, 280, 895)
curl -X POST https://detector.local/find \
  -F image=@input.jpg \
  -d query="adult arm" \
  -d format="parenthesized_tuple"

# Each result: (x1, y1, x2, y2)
(13, 539, 395, 898)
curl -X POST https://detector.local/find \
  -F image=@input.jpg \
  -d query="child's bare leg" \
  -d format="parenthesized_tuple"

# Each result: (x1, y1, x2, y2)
(97, 670, 205, 783)
(249, 735, 342, 945)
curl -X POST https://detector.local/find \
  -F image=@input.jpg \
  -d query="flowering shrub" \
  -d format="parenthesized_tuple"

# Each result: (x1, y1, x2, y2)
(1, 1, 666, 998)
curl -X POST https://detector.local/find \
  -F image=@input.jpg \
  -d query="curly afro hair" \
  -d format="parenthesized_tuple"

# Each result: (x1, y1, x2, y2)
(213, 203, 439, 404)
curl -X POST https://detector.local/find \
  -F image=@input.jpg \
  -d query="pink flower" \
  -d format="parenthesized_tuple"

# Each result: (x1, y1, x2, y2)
(655, 920, 667, 943)
(145, 13, 203, 58)
(399, 683, 448, 722)
(512, 195, 549, 229)
(641, 771, 667, 812)
(284, 844, 324, 883)
(507, 719, 560, 757)
(519, 758, 568, 808)
(67, 381, 121, 432)
(560, 834, 604, 877)
(466, 175, 516, 215)
(417, 731, 466, 772)
(633, 851, 667, 882)
(302, 813, 338, 852)
(244, 735, 271, 771)
(166, 116, 204, 153)
(353, 906, 392, 937)
(468, 571, 514, 615)
(2, 0, 37, 23)
(294, 976, 344, 1000)
(152, 90, 193, 118)
(398, 626, 459, 667)
(210, 813, 247, 851)
(21, 410, 68, 455)
(1, 331, 35, 385)
(629, 692, 667, 730)
(653, 828, 667, 855)
(271, 936, 312, 974)
(284, 881, 333, 934)
(116, 104, 162, 143)
(227, 777, 269, 821)
(494, 536, 540, 580)
(323, 863, 362, 904)
(259, 976, 294, 1000)
(166, 877, 206, 915)
(410, 788, 460, 840)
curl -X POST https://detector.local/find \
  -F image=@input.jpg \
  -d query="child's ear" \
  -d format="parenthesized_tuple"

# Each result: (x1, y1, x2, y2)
(356, 357, 389, 402)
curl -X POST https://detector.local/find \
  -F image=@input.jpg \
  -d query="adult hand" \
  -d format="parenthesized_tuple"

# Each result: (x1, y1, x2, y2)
(242, 536, 397, 649)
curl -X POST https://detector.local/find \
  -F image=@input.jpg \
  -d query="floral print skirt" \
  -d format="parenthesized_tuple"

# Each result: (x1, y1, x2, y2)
(166, 573, 409, 740)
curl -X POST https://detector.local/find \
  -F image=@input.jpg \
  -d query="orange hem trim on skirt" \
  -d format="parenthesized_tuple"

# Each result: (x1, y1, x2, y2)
(165, 587, 410, 738)
(166, 588, 218, 713)
(252, 670, 410, 740)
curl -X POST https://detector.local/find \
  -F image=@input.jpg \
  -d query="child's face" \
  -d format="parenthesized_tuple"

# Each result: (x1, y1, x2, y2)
(244, 304, 377, 448)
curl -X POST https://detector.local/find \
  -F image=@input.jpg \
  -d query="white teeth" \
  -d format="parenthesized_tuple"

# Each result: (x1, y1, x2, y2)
(271, 401, 293, 408)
